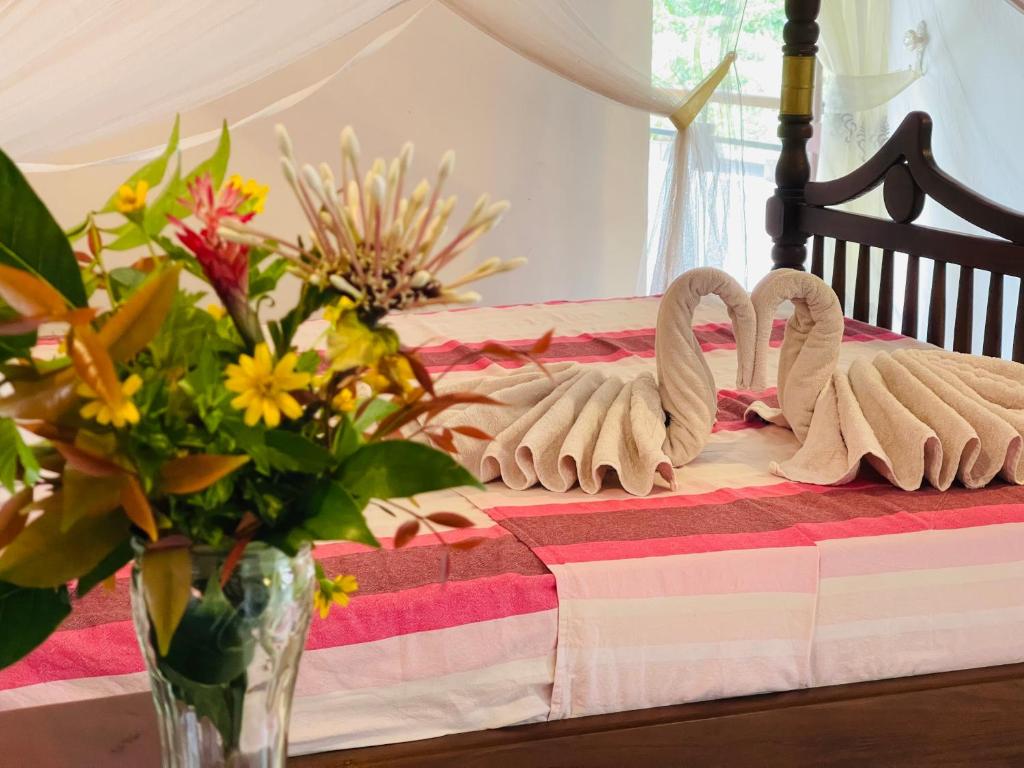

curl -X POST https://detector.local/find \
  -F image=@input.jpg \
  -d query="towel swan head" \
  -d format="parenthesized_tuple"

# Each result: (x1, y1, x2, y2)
(655, 267, 756, 465)
(749, 269, 845, 441)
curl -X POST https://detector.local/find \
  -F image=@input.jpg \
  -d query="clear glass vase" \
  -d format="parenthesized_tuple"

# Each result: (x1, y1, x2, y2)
(130, 541, 315, 768)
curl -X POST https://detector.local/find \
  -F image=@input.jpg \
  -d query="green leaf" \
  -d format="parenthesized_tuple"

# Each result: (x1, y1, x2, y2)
(353, 397, 399, 432)
(182, 121, 231, 194)
(249, 258, 289, 298)
(159, 577, 252, 684)
(0, 148, 87, 306)
(76, 537, 133, 598)
(100, 116, 180, 213)
(295, 349, 321, 374)
(0, 303, 34, 359)
(263, 431, 333, 474)
(140, 159, 183, 239)
(0, 418, 40, 492)
(331, 415, 363, 464)
(103, 222, 149, 252)
(338, 442, 483, 507)
(0, 581, 71, 669)
(157, 660, 247, 751)
(289, 479, 378, 549)
(132, 121, 231, 242)
(107, 266, 147, 302)
(0, 499, 130, 588)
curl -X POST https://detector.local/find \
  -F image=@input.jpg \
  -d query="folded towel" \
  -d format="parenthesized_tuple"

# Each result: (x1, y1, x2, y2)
(747, 269, 1024, 491)
(658, 266, 756, 464)
(433, 267, 756, 495)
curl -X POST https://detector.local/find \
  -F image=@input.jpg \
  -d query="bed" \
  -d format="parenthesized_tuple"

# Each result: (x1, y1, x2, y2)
(2, 1, 1024, 765)
(3, 295, 1023, 766)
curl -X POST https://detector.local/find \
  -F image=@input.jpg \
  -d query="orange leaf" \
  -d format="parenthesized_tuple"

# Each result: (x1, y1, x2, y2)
(402, 350, 435, 397)
(52, 441, 125, 478)
(450, 425, 493, 441)
(0, 487, 33, 550)
(17, 421, 75, 442)
(393, 520, 420, 548)
(531, 329, 554, 355)
(130, 257, 159, 273)
(0, 368, 79, 421)
(141, 546, 192, 656)
(159, 454, 250, 495)
(120, 475, 157, 541)
(61, 469, 126, 530)
(427, 428, 458, 455)
(98, 264, 181, 362)
(426, 512, 475, 529)
(0, 315, 50, 336)
(449, 536, 486, 551)
(219, 536, 251, 588)
(69, 324, 123, 409)
(0, 264, 67, 317)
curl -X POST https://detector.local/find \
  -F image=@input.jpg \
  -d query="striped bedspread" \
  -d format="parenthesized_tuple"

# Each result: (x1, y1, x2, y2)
(387, 295, 1024, 720)
(2, 294, 1023, 763)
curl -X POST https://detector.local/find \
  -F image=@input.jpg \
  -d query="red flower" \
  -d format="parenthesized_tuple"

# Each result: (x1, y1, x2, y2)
(171, 175, 262, 346)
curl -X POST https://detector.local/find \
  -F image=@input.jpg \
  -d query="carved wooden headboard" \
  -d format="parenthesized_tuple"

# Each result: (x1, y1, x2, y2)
(766, 0, 1024, 362)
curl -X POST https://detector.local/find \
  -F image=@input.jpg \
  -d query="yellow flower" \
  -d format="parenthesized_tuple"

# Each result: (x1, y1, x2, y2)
(326, 298, 397, 372)
(361, 366, 390, 393)
(377, 354, 416, 395)
(206, 303, 226, 320)
(115, 180, 149, 213)
(314, 574, 359, 619)
(228, 174, 269, 214)
(78, 374, 143, 428)
(331, 387, 357, 413)
(224, 343, 310, 428)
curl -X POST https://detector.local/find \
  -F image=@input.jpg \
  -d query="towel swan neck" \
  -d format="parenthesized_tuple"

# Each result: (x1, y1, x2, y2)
(656, 267, 756, 465)
(749, 269, 844, 441)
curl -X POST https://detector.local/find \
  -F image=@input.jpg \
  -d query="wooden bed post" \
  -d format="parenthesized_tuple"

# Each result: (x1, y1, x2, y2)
(766, 0, 821, 270)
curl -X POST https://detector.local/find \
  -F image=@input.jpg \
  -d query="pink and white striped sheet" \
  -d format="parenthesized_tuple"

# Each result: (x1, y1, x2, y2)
(0, 493, 559, 757)
(3, 294, 1023, 764)
(379, 296, 1024, 719)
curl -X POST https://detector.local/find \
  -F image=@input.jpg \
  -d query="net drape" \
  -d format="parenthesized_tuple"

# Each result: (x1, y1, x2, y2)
(0, 0, 746, 292)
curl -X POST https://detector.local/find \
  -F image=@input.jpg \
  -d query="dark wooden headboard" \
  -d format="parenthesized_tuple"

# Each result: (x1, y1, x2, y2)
(766, 0, 1024, 362)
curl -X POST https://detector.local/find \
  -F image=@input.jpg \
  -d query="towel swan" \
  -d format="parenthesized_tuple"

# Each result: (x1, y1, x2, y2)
(746, 269, 1024, 491)
(433, 267, 756, 495)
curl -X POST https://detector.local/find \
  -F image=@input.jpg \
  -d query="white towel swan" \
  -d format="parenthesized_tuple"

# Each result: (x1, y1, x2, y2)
(433, 267, 756, 495)
(746, 269, 1024, 491)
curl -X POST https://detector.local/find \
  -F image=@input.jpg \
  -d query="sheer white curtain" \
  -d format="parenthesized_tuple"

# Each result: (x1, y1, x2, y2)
(817, 0, 921, 215)
(441, 0, 744, 294)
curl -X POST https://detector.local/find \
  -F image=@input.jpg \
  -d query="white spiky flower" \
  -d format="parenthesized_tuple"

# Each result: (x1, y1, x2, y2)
(233, 124, 525, 321)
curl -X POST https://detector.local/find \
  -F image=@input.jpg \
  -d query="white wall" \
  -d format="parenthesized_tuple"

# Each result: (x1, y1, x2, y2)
(26, 0, 652, 312)
(888, 0, 1024, 355)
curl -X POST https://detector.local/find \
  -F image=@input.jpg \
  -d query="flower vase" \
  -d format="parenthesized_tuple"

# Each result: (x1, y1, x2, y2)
(130, 542, 315, 768)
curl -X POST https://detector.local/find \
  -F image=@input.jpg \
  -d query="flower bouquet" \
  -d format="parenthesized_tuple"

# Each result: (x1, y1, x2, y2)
(0, 119, 535, 766)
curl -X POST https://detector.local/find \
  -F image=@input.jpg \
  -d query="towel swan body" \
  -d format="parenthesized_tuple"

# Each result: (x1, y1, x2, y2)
(433, 267, 756, 495)
(747, 269, 1024, 491)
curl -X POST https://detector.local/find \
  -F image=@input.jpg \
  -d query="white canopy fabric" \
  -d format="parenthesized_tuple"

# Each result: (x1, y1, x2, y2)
(0, 0, 408, 160)
(0, 0, 745, 291)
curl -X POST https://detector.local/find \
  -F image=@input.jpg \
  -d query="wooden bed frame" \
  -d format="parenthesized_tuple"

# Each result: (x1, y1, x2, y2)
(768, 2, 1024, 361)
(294, 1, 1024, 764)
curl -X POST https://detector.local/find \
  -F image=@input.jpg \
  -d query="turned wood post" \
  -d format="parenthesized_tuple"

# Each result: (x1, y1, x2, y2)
(766, 0, 821, 270)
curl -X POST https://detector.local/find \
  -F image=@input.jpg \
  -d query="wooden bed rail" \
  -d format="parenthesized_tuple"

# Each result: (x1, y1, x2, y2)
(767, 0, 1024, 361)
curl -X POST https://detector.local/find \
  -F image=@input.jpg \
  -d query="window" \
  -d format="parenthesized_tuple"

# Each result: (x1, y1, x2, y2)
(648, 0, 789, 287)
